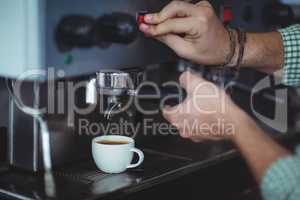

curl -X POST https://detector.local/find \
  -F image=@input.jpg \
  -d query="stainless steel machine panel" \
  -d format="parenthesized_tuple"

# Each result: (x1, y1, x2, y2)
(0, 0, 175, 80)
(46, 0, 176, 78)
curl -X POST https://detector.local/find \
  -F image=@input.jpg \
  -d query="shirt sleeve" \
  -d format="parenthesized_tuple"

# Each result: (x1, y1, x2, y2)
(260, 145, 300, 200)
(296, 145, 300, 155)
(278, 24, 300, 86)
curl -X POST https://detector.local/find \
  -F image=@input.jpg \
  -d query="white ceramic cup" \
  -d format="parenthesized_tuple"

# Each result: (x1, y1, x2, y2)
(92, 135, 144, 174)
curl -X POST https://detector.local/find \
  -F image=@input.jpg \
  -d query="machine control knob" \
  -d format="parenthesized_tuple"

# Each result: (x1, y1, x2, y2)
(56, 13, 138, 52)
(136, 11, 149, 25)
(56, 15, 95, 52)
(93, 13, 138, 45)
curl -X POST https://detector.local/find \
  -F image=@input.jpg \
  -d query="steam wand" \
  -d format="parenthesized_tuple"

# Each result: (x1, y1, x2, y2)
(6, 79, 56, 198)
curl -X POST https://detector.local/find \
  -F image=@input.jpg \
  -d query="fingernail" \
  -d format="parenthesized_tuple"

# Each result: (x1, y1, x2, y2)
(144, 14, 153, 22)
(139, 23, 150, 31)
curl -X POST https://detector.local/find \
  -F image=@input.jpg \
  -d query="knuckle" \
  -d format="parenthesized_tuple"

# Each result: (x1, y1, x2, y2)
(156, 23, 165, 32)
(195, 14, 212, 33)
(169, 116, 177, 125)
(198, 19, 209, 33)
(176, 49, 188, 58)
(201, 1, 213, 7)
(196, 5, 214, 19)
(162, 111, 171, 121)
(205, 7, 215, 18)
(153, 24, 166, 35)
(153, 13, 160, 21)
(179, 72, 188, 84)
(171, 0, 183, 9)
(174, 44, 189, 58)
(149, 26, 159, 35)
(158, 14, 165, 22)
(203, 7, 215, 19)
(196, 0, 213, 8)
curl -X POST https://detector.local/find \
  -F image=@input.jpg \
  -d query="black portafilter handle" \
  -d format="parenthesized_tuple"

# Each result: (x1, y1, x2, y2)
(136, 85, 187, 107)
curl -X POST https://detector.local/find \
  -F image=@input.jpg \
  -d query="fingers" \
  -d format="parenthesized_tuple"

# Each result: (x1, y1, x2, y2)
(191, 138, 204, 143)
(179, 71, 191, 90)
(179, 71, 206, 91)
(162, 105, 180, 124)
(195, 0, 213, 8)
(140, 17, 193, 37)
(144, 0, 196, 25)
(162, 106, 190, 139)
(162, 105, 207, 142)
(155, 34, 194, 58)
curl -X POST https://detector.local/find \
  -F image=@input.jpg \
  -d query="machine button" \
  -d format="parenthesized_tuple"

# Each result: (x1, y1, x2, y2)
(138, 15, 145, 24)
(55, 15, 95, 52)
(137, 11, 148, 25)
(94, 13, 138, 44)
(64, 54, 74, 65)
(223, 7, 233, 24)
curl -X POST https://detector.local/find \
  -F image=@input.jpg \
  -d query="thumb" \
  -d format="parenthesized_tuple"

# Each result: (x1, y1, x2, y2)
(162, 104, 181, 123)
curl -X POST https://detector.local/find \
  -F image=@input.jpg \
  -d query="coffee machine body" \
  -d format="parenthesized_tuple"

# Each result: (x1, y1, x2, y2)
(0, 0, 175, 80)
(2, 0, 290, 173)
(4, 0, 177, 172)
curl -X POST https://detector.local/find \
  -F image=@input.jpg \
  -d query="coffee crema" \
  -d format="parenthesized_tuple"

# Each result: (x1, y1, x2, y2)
(97, 140, 129, 145)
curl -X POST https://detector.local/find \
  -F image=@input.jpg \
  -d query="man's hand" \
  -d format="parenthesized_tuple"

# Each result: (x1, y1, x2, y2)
(139, 1, 229, 65)
(140, 1, 284, 72)
(165, 71, 291, 184)
(162, 71, 242, 142)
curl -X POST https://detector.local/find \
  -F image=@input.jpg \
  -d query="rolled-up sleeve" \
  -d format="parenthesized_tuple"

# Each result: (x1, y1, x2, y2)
(278, 24, 300, 86)
(261, 145, 300, 200)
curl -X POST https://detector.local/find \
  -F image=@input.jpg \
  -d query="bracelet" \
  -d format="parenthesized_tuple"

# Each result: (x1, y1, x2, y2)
(233, 29, 247, 79)
(235, 28, 247, 72)
(223, 28, 237, 67)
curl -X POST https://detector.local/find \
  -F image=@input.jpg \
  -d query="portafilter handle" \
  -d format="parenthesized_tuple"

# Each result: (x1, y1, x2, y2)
(86, 71, 187, 107)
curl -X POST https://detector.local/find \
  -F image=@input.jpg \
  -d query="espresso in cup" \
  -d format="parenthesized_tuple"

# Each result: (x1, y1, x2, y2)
(92, 135, 144, 174)
(96, 140, 129, 145)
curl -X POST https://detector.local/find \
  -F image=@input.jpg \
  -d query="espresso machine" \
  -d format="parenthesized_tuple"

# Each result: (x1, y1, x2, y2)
(0, 0, 193, 199)
(0, 0, 298, 199)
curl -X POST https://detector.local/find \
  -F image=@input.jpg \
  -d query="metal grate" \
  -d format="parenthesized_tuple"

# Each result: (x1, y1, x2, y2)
(54, 161, 111, 184)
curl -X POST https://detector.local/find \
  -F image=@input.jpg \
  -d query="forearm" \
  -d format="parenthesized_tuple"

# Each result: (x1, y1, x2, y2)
(230, 32, 284, 73)
(232, 110, 291, 183)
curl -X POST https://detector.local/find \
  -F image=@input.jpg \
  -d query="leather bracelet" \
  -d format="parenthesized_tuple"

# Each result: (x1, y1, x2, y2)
(223, 28, 236, 67)
(235, 28, 247, 72)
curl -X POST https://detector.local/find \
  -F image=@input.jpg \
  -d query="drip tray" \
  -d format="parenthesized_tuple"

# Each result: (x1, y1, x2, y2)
(53, 161, 111, 185)
(0, 149, 192, 200)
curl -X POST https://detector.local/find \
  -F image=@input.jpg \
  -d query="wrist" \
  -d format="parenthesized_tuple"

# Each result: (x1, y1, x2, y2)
(227, 30, 247, 68)
(222, 28, 237, 66)
(229, 107, 253, 143)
